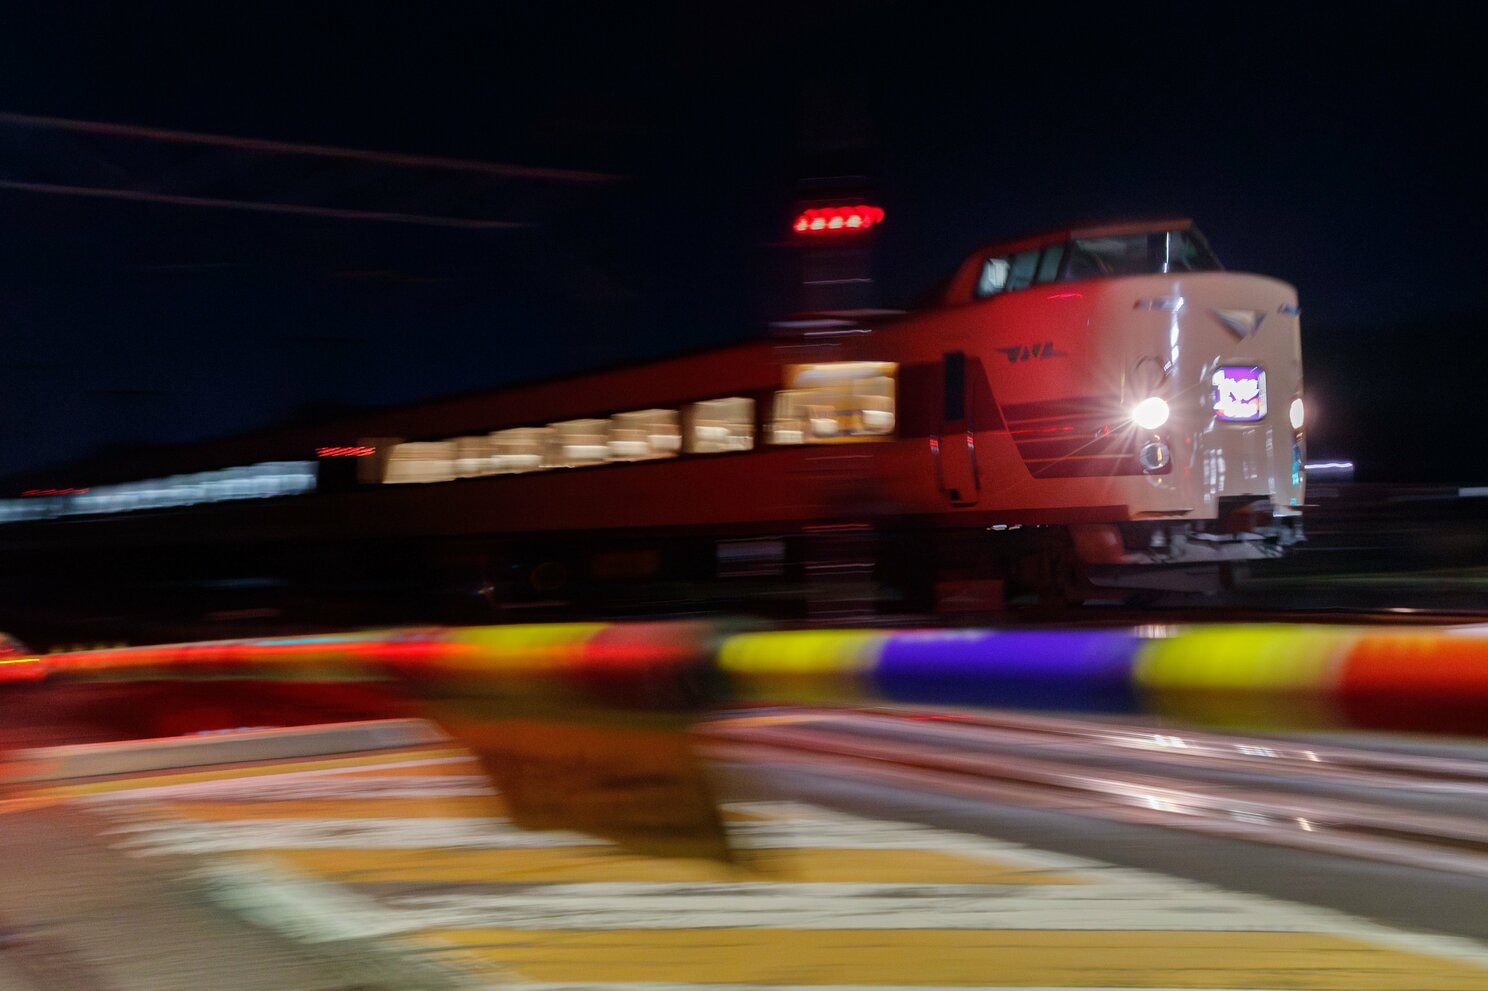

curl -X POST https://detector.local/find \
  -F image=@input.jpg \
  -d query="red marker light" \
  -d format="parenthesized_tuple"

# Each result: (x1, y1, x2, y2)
(792, 205, 884, 236)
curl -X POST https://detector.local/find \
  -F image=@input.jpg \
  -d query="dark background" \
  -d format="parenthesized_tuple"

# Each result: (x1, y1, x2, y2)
(1, 3, 1482, 483)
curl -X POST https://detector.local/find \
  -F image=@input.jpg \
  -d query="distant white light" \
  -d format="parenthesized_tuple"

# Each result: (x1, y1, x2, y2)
(1305, 461, 1353, 470)
(1289, 397, 1305, 430)
(1131, 397, 1170, 430)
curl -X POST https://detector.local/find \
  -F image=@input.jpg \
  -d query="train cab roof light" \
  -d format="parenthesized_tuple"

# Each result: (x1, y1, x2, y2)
(792, 205, 885, 235)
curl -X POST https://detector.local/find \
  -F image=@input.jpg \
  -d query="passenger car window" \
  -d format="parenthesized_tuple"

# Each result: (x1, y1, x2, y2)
(686, 398, 754, 453)
(770, 362, 897, 444)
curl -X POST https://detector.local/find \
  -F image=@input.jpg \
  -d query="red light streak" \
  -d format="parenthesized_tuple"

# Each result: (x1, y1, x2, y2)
(316, 446, 376, 457)
(21, 487, 90, 496)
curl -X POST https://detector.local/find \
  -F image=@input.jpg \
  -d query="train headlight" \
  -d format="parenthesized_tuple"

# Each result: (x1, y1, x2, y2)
(1131, 397, 1170, 430)
(1289, 397, 1305, 431)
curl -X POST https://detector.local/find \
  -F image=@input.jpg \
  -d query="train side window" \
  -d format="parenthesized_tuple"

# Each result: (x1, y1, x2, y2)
(976, 257, 1010, 297)
(547, 419, 610, 467)
(453, 435, 495, 477)
(770, 390, 808, 444)
(770, 362, 897, 444)
(686, 397, 754, 453)
(1035, 244, 1065, 284)
(609, 409, 681, 460)
(490, 427, 550, 473)
(384, 441, 457, 484)
(1007, 248, 1040, 291)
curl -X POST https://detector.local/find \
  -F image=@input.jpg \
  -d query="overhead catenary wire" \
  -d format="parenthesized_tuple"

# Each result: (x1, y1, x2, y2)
(0, 178, 528, 230)
(0, 110, 621, 184)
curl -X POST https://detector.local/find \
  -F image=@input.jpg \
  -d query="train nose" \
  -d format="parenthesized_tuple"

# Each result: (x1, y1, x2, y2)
(1210, 307, 1268, 340)
(1184, 281, 1304, 509)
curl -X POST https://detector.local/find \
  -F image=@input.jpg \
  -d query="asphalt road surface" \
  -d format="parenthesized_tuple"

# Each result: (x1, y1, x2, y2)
(6, 709, 1488, 989)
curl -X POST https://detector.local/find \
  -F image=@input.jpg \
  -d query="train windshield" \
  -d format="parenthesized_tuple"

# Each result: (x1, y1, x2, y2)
(1063, 229, 1222, 281)
(973, 228, 1222, 299)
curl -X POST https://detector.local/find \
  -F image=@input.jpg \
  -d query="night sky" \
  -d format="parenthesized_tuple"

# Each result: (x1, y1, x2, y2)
(1, 3, 1483, 483)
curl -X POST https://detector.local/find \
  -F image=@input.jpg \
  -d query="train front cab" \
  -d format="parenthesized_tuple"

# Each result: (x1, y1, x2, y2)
(935, 221, 1305, 596)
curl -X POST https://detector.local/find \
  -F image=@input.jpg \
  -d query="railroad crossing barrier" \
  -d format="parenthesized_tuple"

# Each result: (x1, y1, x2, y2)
(5, 620, 1487, 736)
(5, 620, 1485, 857)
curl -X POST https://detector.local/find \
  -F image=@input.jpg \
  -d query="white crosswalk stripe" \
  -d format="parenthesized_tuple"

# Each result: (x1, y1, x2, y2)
(65, 744, 1488, 989)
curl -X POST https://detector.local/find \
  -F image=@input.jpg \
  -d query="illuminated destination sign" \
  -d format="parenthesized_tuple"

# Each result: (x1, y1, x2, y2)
(1212, 365, 1267, 421)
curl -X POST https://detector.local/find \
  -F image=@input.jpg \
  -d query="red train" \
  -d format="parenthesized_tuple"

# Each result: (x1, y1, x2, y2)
(1, 218, 1304, 619)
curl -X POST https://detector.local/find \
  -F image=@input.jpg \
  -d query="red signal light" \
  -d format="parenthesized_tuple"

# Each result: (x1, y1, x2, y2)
(792, 205, 885, 235)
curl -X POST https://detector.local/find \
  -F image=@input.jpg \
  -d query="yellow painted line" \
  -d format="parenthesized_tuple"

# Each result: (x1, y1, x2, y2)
(716, 713, 821, 729)
(0, 794, 66, 816)
(417, 928, 1488, 989)
(329, 758, 483, 778)
(34, 747, 470, 798)
(155, 798, 770, 822)
(272, 847, 1083, 885)
(146, 796, 512, 820)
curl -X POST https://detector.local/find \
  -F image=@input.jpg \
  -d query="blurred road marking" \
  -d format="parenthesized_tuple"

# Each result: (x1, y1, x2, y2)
(416, 928, 1488, 990)
(419, 987, 1488, 991)
(111, 813, 1092, 859)
(136, 796, 512, 819)
(299, 885, 1374, 931)
(44, 737, 1488, 990)
(322, 756, 483, 777)
(264, 846, 1075, 885)
(145, 797, 773, 821)
(111, 817, 606, 851)
(0, 794, 65, 815)
(40, 746, 468, 798)
(82, 774, 497, 802)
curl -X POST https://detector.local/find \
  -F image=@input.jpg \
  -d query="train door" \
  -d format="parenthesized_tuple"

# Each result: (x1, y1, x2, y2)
(936, 351, 980, 506)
